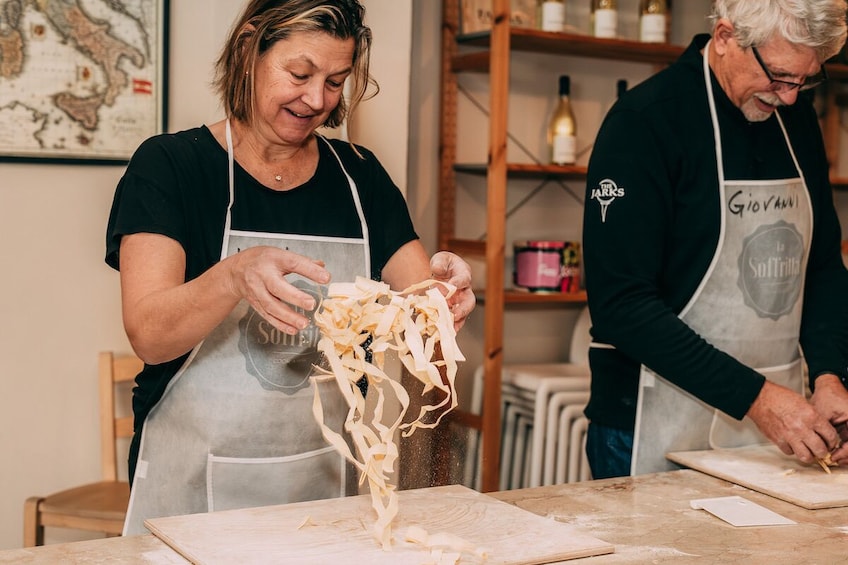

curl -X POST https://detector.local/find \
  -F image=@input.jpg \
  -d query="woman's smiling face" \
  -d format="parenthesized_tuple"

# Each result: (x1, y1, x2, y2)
(252, 31, 354, 146)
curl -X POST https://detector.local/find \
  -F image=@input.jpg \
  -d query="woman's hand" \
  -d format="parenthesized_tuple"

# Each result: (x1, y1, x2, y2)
(429, 251, 476, 331)
(120, 234, 329, 364)
(381, 243, 475, 331)
(228, 246, 330, 335)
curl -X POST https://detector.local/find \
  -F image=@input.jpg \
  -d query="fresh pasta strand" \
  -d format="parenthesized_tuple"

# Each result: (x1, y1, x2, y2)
(311, 277, 466, 551)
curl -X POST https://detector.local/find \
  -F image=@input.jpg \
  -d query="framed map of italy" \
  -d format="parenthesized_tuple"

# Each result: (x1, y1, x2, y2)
(0, 0, 168, 163)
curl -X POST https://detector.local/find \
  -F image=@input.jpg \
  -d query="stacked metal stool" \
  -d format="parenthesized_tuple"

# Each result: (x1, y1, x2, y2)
(465, 307, 593, 490)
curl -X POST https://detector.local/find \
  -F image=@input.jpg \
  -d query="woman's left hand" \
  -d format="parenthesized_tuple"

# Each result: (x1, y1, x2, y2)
(430, 251, 476, 331)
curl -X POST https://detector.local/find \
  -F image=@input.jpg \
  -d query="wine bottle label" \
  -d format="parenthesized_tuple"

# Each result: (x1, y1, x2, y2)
(541, 3, 566, 32)
(593, 9, 617, 38)
(552, 134, 577, 165)
(640, 13, 666, 42)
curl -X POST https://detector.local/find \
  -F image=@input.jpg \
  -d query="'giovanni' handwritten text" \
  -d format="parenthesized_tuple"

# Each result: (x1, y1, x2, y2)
(728, 190, 797, 218)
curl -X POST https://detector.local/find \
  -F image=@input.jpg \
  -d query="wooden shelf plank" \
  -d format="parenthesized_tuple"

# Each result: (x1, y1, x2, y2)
(504, 289, 587, 304)
(455, 162, 588, 179)
(457, 28, 685, 65)
(831, 177, 848, 190)
(456, 166, 848, 188)
(453, 28, 848, 77)
(473, 289, 587, 304)
(447, 238, 486, 257)
(825, 62, 848, 80)
(452, 51, 490, 73)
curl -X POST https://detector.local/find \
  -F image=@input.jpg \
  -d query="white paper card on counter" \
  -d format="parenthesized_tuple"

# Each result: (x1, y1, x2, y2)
(690, 496, 796, 527)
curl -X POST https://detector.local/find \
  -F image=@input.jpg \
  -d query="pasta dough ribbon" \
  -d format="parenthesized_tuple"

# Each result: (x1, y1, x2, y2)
(312, 277, 465, 550)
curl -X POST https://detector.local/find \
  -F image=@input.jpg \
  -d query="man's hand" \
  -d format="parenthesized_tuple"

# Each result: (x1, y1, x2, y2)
(746, 380, 840, 464)
(810, 374, 848, 465)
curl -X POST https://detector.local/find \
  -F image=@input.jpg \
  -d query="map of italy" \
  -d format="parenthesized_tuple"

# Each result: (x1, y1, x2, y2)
(0, 0, 163, 159)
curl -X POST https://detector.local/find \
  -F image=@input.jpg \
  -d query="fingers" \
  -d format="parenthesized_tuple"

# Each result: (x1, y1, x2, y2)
(785, 432, 829, 464)
(749, 381, 839, 463)
(773, 439, 794, 457)
(775, 428, 831, 464)
(234, 246, 330, 335)
(430, 251, 475, 331)
(784, 413, 838, 463)
(821, 422, 848, 465)
(449, 288, 476, 331)
(429, 250, 452, 277)
(831, 440, 848, 466)
(430, 251, 472, 289)
(251, 282, 314, 334)
(244, 288, 307, 336)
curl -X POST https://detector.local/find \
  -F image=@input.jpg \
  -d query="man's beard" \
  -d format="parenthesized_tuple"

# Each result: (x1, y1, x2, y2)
(740, 92, 784, 122)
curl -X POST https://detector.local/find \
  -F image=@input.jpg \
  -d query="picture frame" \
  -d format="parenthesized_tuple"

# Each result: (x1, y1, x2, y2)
(0, 0, 169, 164)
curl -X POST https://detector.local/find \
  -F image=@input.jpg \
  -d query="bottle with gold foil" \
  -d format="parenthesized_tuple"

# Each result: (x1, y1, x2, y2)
(547, 75, 577, 165)
(591, 0, 618, 38)
(639, 0, 668, 43)
(616, 78, 628, 99)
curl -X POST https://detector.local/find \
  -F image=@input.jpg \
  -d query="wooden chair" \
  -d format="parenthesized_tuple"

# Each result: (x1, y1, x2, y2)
(23, 352, 142, 546)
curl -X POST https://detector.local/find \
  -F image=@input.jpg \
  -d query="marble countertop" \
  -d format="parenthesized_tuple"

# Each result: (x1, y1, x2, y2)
(4, 469, 845, 564)
(0, 534, 187, 564)
(492, 469, 848, 563)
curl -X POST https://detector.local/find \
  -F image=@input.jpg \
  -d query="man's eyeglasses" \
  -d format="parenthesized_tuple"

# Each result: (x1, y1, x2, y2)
(751, 45, 827, 93)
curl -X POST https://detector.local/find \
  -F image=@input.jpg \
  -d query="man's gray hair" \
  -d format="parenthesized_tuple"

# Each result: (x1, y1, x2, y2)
(710, 0, 847, 61)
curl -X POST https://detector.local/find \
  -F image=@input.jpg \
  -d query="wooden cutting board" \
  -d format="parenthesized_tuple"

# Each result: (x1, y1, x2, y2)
(667, 445, 848, 509)
(145, 485, 613, 564)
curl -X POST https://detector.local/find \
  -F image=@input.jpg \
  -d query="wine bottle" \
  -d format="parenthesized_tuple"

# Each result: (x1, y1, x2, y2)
(591, 0, 618, 39)
(639, 0, 668, 43)
(539, 0, 566, 33)
(616, 79, 628, 99)
(547, 75, 577, 165)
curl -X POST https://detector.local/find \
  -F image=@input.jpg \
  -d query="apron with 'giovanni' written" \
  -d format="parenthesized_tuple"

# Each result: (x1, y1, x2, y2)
(630, 41, 811, 475)
(123, 122, 370, 534)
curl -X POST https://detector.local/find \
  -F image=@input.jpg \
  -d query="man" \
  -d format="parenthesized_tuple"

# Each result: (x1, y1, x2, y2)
(582, 0, 848, 479)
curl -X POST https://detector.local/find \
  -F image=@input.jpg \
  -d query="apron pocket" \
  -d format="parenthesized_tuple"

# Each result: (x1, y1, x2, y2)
(206, 447, 345, 512)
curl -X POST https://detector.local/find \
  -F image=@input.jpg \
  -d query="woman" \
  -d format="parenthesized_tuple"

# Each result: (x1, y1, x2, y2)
(106, 0, 474, 534)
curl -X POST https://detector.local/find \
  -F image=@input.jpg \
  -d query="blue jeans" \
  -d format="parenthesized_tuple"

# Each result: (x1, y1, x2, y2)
(586, 422, 634, 479)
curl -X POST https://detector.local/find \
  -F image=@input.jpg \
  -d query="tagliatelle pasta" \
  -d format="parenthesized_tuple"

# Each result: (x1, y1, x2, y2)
(311, 276, 466, 552)
(405, 525, 488, 562)
(817, 451, 837, 474)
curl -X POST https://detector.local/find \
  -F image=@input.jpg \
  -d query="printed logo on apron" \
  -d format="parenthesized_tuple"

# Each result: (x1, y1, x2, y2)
(737, 219, 804, 320)
(630, 42, 811, 475)
(122, 122, 371, 534)
(238, 280, 324, 393)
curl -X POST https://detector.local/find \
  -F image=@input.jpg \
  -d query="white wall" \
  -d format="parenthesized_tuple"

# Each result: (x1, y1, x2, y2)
(350, 2, 413, 193)
(0, 0, 410, 550)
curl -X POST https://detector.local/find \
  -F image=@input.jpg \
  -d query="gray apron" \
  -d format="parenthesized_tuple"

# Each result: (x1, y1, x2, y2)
(123, 122, 371, 534)
(630, 41, 812, 475)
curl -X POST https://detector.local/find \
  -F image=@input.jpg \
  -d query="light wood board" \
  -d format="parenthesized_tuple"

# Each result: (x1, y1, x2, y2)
(667, 445, 848, 509)
(145, 485, 613, 564)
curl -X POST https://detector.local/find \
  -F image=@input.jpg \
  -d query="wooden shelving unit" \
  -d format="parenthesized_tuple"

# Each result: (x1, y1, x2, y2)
(437, 0, 848, 493)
